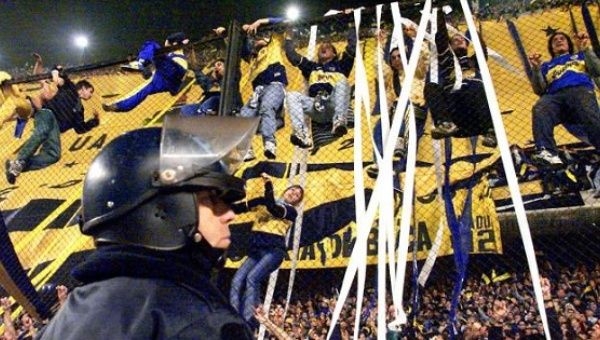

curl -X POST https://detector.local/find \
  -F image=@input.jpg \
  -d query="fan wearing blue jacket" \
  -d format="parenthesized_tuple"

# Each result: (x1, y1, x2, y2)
(103, 32, 189, 112)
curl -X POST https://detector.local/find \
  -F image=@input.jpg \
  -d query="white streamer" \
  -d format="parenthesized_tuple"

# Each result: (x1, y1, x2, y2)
(257, 270, 279, 340)
(386, 0, 409, 320)
(445, 23, 524, 77)
(281, 24, 319, 319)
(350, 9, 370, 340)
(327, 2, 432, 338)
(458, 1, 551, 338)
(389, 1, 431, 327)
(375, 6, 391, 339)
(451, 51, 464, 91)
(376, 6, 390, 161)
(308, 25, 319, 61)
(417, 136, 447, 286)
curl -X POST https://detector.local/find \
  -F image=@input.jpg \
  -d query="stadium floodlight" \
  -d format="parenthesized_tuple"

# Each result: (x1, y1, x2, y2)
(74, 34, 89, 64)
(74, 35, 89, 49)
(286, 5, 300, 21)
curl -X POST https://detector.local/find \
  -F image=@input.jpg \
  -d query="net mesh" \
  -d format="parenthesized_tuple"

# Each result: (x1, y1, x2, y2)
(1, 2, 600, 339)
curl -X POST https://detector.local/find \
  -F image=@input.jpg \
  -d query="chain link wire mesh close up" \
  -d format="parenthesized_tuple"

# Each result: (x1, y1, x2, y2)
(1, 1, 600, 339)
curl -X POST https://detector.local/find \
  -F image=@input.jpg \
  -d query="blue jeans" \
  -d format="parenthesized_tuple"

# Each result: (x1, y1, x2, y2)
(229, 248, 285, 326)
(532, 85, 600, 152)
(179, 95, 220, 117)
(240, 83, 285, 145)
(18, 109, 61, 172)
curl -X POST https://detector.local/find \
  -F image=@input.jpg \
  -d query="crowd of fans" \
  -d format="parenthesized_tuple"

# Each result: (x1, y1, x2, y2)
(4, 261, 600, 339)
(476, 0, 588, 21)
(0, 285, 67, 340)
(251, 261, 600, 339)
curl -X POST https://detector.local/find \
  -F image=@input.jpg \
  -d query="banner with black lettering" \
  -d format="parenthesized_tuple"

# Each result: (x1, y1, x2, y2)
(225, 171, 501, 269)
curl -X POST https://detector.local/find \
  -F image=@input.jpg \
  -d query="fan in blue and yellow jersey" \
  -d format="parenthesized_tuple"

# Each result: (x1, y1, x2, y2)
(529, 31, 600, 166)
(103, 32, 190, 112)
(284, 24, 356, 145)
(229, 172, 304, 328)
(239, 17, 288, 160)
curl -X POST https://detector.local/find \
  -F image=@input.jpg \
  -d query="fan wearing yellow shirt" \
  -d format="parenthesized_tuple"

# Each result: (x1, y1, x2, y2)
(239, 17, 288, 160)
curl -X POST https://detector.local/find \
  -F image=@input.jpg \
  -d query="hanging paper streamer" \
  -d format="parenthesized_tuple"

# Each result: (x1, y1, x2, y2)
(374, 5, 395, 338)
(443, 139, 476, 338)
(391, 1, 431, 330)
(281, 23, 318, 321)
(14, 118, 27, 139)
(582, 2, 600, 56)
(258, 24, 318, 340)
(459, 0, 551, 338)
(409, 214, 421, 329)
(350, 7, 372, 340)
(445, 21, 522, 77)
(327, 2, 433, 338)
(569, 5, 580, 34)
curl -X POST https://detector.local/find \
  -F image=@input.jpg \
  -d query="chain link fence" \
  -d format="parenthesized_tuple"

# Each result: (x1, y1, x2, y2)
(1, 1, 600, 339)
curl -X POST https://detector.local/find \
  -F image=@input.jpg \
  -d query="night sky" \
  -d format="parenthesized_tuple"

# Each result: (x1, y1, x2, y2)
(0, 0, 392, 69)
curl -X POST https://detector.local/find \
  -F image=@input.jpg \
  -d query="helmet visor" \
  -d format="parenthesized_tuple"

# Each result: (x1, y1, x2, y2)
(159, 114, 259, 186)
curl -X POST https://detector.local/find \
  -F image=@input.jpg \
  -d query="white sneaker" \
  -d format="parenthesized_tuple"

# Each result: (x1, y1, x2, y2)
(264, 141, 276, 159)
(532, 149, 563, 167)
(5, 159, 24, 184)
(290, 129, 313, 149)
(248, 86, 264, 109)
(331, 118, 348, 137)
(243, 148, 256, 162)
(394, 137, 406, 158)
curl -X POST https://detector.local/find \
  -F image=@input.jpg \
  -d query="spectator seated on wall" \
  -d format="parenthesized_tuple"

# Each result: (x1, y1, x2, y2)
(369, 25, 429, 179)
(284, 17, 356, 150)
(179, 58, 225, 117)
(238, 17, 288, 161)
(424, 7, 497, 148)
(528, 31, 600, 167)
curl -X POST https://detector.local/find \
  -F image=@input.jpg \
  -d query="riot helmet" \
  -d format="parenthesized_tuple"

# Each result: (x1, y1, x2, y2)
(80, 115, 259, 252)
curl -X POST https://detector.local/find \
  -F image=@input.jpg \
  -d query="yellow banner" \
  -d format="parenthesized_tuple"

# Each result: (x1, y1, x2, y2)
(226, 175, 502, 269)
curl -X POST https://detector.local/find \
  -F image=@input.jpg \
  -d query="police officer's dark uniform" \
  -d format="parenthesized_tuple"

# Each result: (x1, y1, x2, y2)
(37, 116, 258, 340)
